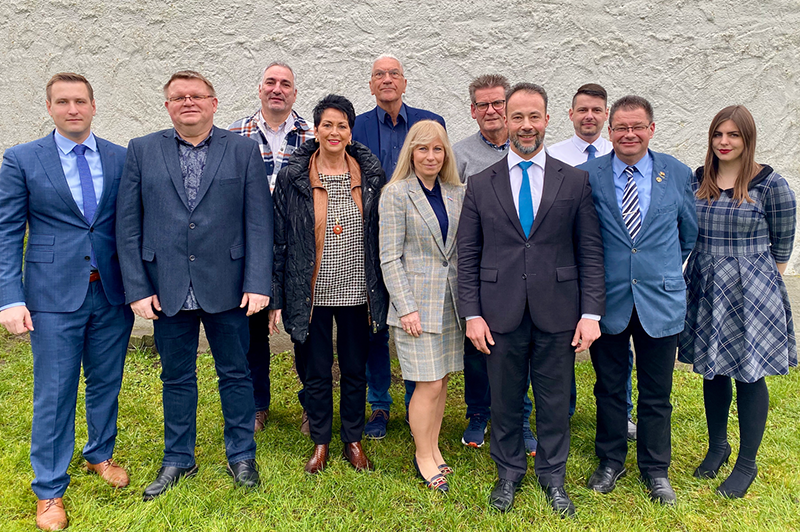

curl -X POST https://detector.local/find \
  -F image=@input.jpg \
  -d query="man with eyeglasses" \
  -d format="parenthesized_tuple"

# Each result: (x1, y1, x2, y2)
(352, 54, 446, 440)
(229, 61, 313, 436)
(0, 72, 133, 531)
(579, 95, 697, 505)
(451, 74, 537, 457)
(116, 70, 273, 500)
(548, 84, 637, 443)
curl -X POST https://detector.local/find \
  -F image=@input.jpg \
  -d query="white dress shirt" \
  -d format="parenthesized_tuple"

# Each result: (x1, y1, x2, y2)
(257, 111, 294, 160)
(547, 134, 612, 167)
(507, 148, 546, 218)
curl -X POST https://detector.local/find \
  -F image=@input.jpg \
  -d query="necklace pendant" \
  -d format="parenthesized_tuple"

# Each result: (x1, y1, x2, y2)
(333, 222, 343, 235)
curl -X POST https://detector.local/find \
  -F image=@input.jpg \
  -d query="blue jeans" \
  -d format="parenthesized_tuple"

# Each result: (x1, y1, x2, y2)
(29, 281, 132, 499)
(153, 306, 256, 467)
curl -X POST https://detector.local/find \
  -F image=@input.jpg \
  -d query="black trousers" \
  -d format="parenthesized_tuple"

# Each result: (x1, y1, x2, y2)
(246, 310, 272, 412)
(293, 305, 370, 445)
(486, 308, 574, 487)
(590, 308, 676, 478)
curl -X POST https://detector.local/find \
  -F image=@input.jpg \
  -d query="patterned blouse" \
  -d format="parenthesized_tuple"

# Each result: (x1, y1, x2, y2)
(313, 172, 367, 306)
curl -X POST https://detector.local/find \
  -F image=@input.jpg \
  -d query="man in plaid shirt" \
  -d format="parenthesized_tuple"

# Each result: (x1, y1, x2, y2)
(229, 61, 313, 434)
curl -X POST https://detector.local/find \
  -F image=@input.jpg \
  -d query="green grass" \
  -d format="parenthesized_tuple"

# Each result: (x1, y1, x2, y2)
(1, 330, 799, 531)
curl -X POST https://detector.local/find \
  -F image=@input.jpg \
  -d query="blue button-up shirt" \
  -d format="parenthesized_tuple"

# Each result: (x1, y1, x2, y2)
(376, 104, 409, 179)
(418, 177, 448, 243)
(54, 130, 104, 214)
(612, 151, 653, 222)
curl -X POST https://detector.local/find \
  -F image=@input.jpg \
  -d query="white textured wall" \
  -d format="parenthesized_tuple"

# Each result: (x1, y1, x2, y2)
(2, 0, 798, 269)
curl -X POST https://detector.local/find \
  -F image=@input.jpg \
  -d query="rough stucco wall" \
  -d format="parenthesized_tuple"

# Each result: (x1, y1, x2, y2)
(1, 0, 798, 268)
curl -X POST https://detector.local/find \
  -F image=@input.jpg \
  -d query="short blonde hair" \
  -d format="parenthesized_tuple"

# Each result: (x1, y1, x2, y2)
(386, 120, 461, 188)
(163, 70, 216, 98)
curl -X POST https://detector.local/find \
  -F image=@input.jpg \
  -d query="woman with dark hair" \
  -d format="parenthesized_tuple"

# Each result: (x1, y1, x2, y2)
(679, 105, 796, 498)
(379, 120, 465, 492)
(268, 94, 388, 473)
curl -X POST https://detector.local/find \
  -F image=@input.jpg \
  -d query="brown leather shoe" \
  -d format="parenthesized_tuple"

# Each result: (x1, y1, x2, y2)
(299, 409, 311, 437)
(342, 441, 373, 472)
(254, 409, 269, 433)
(36, 498, 68, 531)
(304, 443, 329, 474)
(86, 458, 130, 488)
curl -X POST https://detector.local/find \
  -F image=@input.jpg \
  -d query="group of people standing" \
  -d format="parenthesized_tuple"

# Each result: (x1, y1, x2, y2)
(0, 53, 794, 530)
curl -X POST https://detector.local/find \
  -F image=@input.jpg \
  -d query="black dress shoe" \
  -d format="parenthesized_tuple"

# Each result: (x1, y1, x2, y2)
(587, 465, 627, 493)
(542, 485, 576, 518)
(227, 459, 260, 488)
(143, 464, 199, 501)
(489, 478, 520, 512)
(694, 443, 732, 479)
(641, 476, 677, 505)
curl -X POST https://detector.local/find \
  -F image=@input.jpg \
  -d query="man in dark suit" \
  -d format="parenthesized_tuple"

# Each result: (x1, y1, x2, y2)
(458, 83, 605, 516)
(116, 71, 273, 500)
(352, 54, 446, 439)
(580, 95, 697, 505)
(0, 73, 133, 531)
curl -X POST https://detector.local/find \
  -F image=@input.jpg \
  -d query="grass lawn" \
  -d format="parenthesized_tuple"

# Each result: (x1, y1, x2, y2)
(1, 330, 799, 532)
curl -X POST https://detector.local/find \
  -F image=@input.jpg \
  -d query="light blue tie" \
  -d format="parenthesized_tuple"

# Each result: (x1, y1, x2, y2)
(518, 161, 534, 238)
(586, 144, 597, 160)
(73, 144, 98, 267)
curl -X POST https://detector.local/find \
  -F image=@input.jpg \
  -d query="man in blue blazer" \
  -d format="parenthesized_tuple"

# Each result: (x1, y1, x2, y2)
(0, 73, 133, 531)
(579, 95, 698, 505)
(352, 54, 446, 439)
(116, 71, 273, 500)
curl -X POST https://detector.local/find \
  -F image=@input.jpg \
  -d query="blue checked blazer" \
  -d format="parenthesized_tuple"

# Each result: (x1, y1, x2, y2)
(580, 150, 699, 337)
(379, 178, 464, 333)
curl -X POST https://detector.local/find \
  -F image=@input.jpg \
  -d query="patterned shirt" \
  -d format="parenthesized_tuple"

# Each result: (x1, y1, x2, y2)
(228, 108, 313, 193)
(175, 129, 212, 310)
(313, 172, 367, 306)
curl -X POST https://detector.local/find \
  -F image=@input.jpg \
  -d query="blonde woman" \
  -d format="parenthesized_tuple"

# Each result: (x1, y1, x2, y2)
(379, 120, 465, 492)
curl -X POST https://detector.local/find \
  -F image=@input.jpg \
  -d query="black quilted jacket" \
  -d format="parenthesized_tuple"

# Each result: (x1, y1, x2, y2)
(270, 139, 389, 343)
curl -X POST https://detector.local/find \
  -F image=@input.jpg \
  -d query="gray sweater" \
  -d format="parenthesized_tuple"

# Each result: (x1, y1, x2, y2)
(452, 131, 508, 183)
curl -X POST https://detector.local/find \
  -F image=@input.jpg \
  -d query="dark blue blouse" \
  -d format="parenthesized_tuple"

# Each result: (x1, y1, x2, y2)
(418, 177, 448, 243)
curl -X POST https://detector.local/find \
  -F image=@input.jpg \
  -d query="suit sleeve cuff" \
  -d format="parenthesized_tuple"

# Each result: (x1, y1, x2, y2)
(0, 302, 25, 312)
(465, 315, 481, 321)
(581, 313, 601, 321)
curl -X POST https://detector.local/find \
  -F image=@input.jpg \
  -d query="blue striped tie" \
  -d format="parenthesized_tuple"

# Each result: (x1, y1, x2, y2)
(518, 161, 534, 238)
(622, 165, 641, 241)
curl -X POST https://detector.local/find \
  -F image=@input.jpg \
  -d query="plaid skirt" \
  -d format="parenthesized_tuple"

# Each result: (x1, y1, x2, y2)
(393, 288, 465, 382)
(678, 250, 796, 382)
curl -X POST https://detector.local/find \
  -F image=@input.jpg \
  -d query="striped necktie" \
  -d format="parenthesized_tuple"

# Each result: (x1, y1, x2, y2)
(622, 165, 641, 241)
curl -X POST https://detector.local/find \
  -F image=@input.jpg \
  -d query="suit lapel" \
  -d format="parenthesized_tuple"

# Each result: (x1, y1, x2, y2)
(596, 155, 630, 240)
(442, 182, 460, 257)
(529, 156, 564, 236)
(366, 108, 380, 155)
(638, 151, 667, 237)
(93, 138, 115, 221)
(161, 131, 190, 210)
(194, 127, 227, 207)
(35, 135, 87, 223)
(408, 179, 447, 255)
(490, 160, 527, 240)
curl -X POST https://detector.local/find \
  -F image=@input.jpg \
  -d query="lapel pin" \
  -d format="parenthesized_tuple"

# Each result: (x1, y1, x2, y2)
(656, 171, 666, 182)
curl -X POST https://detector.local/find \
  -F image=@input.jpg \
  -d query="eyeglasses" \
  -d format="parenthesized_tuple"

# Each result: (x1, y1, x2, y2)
(610, 124, 650, 134)
(372, 69, 403, 80)
(167, 95, 214, 103)
(474, 99, 506, 112)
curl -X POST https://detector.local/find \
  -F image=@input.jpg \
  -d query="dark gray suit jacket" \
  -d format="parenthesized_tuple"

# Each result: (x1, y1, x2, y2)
(458, 154, 605, 334)
(116, 126, 272, 317)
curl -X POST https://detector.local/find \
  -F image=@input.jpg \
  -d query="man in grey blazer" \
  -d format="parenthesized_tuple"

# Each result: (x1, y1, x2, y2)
(458, 83, 605, 516)
(116, 71, 273, 500)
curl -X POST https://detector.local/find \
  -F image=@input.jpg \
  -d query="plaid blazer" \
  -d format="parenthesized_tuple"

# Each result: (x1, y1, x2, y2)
(379, 177, 465, 333)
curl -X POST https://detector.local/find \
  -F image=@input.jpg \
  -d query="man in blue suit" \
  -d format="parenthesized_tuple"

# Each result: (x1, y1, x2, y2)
(352, 54, 446, 439)
(579, 95, 698, 505)
(0, 73, 134, 531)
(116, 71, 273, 500)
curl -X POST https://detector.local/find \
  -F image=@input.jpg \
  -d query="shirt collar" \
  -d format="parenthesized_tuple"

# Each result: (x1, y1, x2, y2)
(258, 109, 295, 134)
(479, 131, 510, 151)
(612, 150, 651, 178)
(416, 175, 441, 196)
(376, 103, 407, 125)
(54, 130, 97, 155)
(173, 128, 213, 147)
(507, 147, 547, 173)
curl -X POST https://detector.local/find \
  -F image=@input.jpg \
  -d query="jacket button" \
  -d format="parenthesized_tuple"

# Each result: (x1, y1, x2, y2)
(189, 255, 196, 262)
(89, 227, 94, 232)
(190, 223, 196, 229)
(84, 256, 90, 261)
(632, 248, 637, 253)
(442, 261, 448, 267)
(525, 243, 530, 248)
(632, 279, 638, 285)
(522, 274, 527, 280)
(305, 297, 310, 302)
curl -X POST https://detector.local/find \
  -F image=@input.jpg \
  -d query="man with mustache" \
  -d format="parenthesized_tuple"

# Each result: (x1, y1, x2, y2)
(548, 84, 638, 442)
(458, 83, 605, 516)
(229, 62, 313, 435)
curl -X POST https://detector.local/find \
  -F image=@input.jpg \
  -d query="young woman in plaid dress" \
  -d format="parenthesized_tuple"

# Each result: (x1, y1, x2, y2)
(678, 105, 796, 498)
